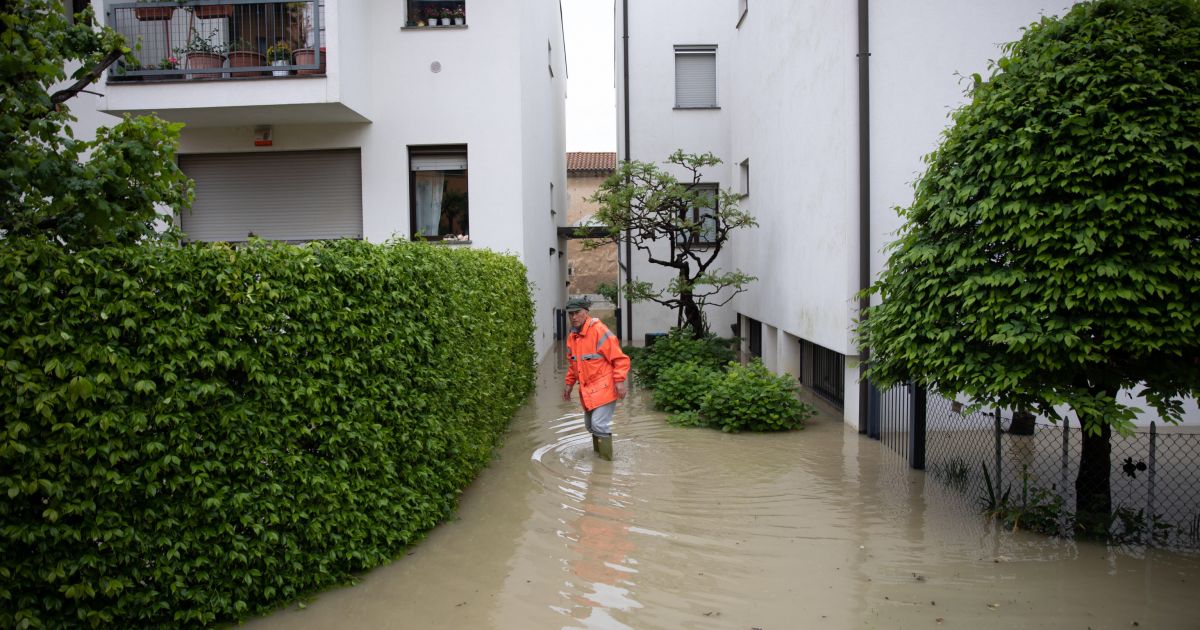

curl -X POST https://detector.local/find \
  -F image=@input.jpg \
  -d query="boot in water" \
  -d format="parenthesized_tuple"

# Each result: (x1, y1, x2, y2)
(592, 434, 600, 453)
(597, 434, 613, 461)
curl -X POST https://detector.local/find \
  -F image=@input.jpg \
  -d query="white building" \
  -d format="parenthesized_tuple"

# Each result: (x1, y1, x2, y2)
(78, 0, 568, 358)
(616, 0, 1076, 427)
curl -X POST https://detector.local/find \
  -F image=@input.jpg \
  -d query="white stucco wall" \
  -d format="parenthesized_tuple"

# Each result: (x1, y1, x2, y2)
(727, 1, 859, 358)
(518, 0, 569, 355)
(869, 0, 1076, 294)
(615, 0, 737, 341)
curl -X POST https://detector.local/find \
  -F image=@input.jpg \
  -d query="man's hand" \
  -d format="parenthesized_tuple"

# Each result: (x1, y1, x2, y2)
(562, 385, 573, 402)
(616, 381, 628, 400)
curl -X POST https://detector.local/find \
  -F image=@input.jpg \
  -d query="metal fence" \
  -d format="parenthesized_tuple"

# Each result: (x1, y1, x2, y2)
(799, 339, 845, 408)
(869, 382, 1200, 549)
(107, 1, 324, 81)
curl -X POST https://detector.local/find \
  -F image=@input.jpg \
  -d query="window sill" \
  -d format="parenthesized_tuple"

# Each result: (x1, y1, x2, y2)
(673, 106, 721, 110)
(401, 24, 468, 31)
(414, 238, 472, 245)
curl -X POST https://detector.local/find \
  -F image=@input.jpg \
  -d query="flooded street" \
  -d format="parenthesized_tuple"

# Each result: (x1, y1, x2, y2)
(248, 356, 1200, 629)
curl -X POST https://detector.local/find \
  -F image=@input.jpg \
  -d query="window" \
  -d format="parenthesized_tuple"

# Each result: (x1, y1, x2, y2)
(409, 146, 469, 240)
(677, 184, 718, 246)
(675, 46, 718, 108)
(739, 159, 750, 196)
(407, 1, 466, 27)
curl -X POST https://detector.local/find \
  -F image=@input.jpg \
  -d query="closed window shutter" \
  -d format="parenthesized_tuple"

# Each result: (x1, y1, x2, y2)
(675, 49, 716, 108)
(410, 154, 468, 171)
(178, 149, 362, 242)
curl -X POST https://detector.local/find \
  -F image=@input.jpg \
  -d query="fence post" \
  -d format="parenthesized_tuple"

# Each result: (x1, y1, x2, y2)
(867, 381, 880, 440)
(1061, 417, 1070, 497)
(994, 409, 1003, 488)
(1146, 421, 1157, 545)
(909, 385, 926, 470)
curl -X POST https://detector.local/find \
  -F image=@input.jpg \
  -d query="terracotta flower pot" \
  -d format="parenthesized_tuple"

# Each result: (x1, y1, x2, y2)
(134, 6, 174, 21)
(293, 48, 326, 75)
(192, 4, 233, 19)
(186, 52, 225, 79)
(227, 51, 265, 77)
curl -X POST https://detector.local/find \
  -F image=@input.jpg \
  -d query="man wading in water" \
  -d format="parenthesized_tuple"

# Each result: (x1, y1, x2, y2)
(562, 297, 630, 461)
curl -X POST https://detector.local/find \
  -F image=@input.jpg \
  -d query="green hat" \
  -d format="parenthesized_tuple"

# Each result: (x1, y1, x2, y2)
(564, 296, 592, 312)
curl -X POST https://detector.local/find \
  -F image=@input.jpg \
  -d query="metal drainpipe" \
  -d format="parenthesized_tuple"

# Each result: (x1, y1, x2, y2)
(857, 0, 871, 433)
(622, 0, 634, 343)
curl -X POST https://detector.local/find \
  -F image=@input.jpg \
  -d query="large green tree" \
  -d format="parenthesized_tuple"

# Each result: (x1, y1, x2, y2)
(859, 0, 1200, 533)
(589, 151, 757, 338)
(0, 0, 192, 246)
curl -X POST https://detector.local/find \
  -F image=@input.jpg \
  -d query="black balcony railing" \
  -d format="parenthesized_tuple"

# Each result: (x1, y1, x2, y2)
(107, 1, 325, 82)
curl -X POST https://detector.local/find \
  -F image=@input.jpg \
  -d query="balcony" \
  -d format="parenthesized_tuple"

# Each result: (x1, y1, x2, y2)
(101, 1, 369, 127)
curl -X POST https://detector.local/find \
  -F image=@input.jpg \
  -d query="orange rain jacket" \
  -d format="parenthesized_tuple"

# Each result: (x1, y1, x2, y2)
(565, 317, 631, 411)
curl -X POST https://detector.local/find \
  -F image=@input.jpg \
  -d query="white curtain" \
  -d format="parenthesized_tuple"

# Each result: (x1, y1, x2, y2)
(414, 171, 445, 236)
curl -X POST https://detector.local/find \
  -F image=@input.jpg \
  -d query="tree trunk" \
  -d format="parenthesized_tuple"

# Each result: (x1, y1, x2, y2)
(1075, 419, 1112, 536)
(678, 288, 705, 339)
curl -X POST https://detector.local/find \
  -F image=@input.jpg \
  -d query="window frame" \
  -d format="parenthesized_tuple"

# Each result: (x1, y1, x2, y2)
(674, 45, 719, 109)
(739, 159, 750, 197)
(405, 0, 467, 28)
(677, 183, 719, 248)
(408, 144, 470, 242)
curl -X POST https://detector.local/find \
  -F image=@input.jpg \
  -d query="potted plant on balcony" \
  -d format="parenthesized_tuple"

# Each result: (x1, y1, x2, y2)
(176, 28, 226, 79)
(228, 39, 265, 77)
(267, 41, 292, 76)
(191, 3, 234, 19)
(292, 45, 324, 75)
(452, 4, 465, 25)
(157, 55, 183, 80)
(134, 0, 175, 22)
(423, 5, 443, 26)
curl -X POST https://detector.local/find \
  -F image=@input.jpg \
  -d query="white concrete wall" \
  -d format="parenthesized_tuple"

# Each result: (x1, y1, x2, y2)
(616, 0, 737, 341)
(518, 0, 569, 356)
(869, 0, 1076, 297)
(727, 1, 859, 359)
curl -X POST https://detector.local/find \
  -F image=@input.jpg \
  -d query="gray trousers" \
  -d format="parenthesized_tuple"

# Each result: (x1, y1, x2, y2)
(584, 401, 616, 436)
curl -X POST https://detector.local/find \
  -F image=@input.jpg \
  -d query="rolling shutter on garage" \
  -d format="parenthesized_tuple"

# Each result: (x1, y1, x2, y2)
(178, 149, 363, 242)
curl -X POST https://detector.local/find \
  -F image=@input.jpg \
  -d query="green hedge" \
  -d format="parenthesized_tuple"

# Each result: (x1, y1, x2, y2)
(0, 238, 535, 628)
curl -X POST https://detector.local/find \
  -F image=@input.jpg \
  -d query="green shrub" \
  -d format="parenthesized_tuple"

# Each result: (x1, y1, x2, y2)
(652, 361, 722, 413)
(632, 329, 736, 388)
(0, 237, 535, 628)
(667, 410, 708, 428)
(700, 360, 814, 432)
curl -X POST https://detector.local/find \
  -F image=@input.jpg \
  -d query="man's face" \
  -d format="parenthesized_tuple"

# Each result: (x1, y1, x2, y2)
(568, 308, 588, 329)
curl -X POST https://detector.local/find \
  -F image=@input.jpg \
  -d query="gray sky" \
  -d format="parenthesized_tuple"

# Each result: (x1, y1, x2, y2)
(562, 0, 616, 152)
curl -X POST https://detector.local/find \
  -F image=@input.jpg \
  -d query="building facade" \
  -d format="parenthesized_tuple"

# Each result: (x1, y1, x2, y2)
(565, 152, 617, 296)
(617, 0, 1075, 426)
(82, 0, 568, 358)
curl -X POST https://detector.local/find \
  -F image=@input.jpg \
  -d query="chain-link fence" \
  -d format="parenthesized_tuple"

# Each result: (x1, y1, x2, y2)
(870, 382, 1200, 549)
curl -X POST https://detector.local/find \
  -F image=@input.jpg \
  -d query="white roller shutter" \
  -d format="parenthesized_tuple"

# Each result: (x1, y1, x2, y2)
(410, 154, 468, 171)
(178, 149, 363, 242)
(675, 47, 717, 108)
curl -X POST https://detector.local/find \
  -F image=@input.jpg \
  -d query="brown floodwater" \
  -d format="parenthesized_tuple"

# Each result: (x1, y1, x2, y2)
(246, 354, 1200, 629)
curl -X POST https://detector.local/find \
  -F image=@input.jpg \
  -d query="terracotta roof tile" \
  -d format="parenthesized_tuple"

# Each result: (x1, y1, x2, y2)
(567, 152, 617, 176)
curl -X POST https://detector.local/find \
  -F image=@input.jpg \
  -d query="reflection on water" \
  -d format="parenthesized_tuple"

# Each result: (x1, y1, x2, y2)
(246, 351, 1200, 630)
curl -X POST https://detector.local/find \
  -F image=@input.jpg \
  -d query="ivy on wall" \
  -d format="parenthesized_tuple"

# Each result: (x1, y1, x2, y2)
(0, 238, 535, 628)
